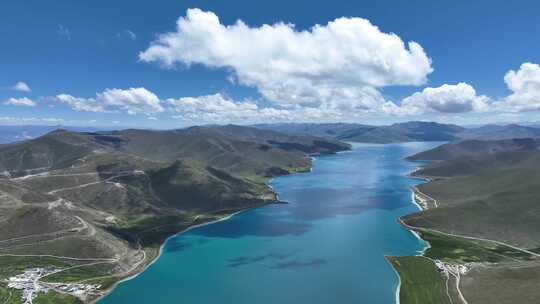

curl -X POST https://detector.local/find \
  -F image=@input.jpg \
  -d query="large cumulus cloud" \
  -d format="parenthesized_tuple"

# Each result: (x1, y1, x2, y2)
(384, 83, 490, 115)
(139, 8, 433, 111)
(496, 62, 540, 112)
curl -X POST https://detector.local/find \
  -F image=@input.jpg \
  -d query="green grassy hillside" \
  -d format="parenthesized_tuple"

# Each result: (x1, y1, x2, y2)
(387, 256, 452, 304)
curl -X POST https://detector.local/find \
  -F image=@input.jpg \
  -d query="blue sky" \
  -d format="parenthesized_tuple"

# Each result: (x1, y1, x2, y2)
(1, 0, 540, 127)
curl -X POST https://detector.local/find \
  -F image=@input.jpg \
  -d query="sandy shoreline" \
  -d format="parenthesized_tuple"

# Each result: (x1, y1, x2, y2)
(386, 256, 402, 304)
(409, 189, 425, 211)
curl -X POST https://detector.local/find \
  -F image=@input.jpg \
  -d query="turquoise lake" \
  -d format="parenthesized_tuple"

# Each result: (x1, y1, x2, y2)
(100, 142, 441, 304)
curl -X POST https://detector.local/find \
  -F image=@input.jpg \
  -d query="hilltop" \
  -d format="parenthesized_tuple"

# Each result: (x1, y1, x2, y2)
(0, 125, 108, 144)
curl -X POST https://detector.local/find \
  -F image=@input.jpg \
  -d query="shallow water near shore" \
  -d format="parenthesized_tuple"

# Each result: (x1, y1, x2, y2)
(99, 142, 441, 304)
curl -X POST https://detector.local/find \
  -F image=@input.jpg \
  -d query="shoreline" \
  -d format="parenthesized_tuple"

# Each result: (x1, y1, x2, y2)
(93, 149, 346, 303)
(92, 207, 258, 303)
(408, 187, 431, 255)
(92, 154, 330, 303)
(385, 255, 403, 304)
(409, 189, 424, 212)
(389, 165, 434, 304)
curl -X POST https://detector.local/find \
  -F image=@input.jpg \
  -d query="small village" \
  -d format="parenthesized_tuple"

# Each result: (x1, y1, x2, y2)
(6, 268, 101, 304)
(435, 260, 471, 275)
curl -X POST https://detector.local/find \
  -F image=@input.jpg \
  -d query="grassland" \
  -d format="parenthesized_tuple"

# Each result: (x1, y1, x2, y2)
(419, 230, 534, 263)
(389, 229, 537, 304)
(0, 287, 22, 304)
(0, 256, 82, 280)
(41, 263, 117, 283)
(387, 256, 451, 304)
(33, 291, 82, 304)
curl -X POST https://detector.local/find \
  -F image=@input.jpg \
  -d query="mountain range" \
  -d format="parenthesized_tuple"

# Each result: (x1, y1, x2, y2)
(254, 121, 540, 143)
(3, 122, 540, 146)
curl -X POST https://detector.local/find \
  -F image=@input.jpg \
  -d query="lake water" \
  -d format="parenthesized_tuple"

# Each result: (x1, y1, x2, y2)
(100, 142, 440, 304)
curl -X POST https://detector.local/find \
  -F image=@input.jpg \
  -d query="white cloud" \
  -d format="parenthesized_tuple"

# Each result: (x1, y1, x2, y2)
(0, 116, 64, 124)
(41, 117, 65, 123)
(117, 29, 137, 40)
(54, 62, 540, 124)
(384, 83, 490, 116)
(166, 93, 385, 124)
(56, 94, 106, 112)
(167, 93, 323, 123)
(383, 62, 540, 119)
(167, 93, 262, 122)
(496, 62, 540, 112)
(48, 88, 423, 124)
(11, 81, 31, 92)
(99, 87, 163, 114)
(55, 87, 164, 115)
(57, 24, 71, 40)
(140, 8, 432, 111)
(3, 97, 37, 107)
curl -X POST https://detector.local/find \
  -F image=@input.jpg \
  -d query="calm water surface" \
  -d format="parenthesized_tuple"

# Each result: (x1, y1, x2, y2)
(100, 142, 440, 304)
